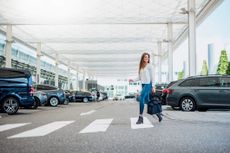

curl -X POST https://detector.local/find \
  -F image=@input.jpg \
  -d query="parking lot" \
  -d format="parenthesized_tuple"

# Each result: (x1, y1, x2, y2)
(0, 100, 229, 153)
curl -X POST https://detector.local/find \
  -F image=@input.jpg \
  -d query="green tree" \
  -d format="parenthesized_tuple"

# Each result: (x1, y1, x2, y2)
(217, 50, 229, 75)
(227, 62, 230, 75)
(200, 60, 208, 75)
(178, 70, 184, 80)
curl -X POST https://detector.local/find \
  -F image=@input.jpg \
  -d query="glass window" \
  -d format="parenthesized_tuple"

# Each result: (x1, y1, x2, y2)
(198, 77, 220, 87)
(35, 85, 43, 90)
(0, 69, 27, 78)
(179, 79, 198, 87)
(47, 85, 57, 90)
(84, 92, 91, 96)
(220, 77, 230, 87)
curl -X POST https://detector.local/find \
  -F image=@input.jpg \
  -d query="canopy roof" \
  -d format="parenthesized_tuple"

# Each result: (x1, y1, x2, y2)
(0, 0, 221, 78)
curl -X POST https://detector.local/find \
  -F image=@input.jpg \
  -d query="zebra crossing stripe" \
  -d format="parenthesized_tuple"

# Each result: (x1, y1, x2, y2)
(79, 119, 113, 134)
(8, 121, 75, 139)
(80, 110, 96, 116)
(130, 117, 154, 129)
(0, 123, 31, 132)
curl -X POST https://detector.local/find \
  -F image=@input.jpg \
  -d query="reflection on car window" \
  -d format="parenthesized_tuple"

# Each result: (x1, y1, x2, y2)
(0, 70, 25, 78)
(0, 78, 27, 83)
(220, 77, 230, 87)
(180, 79, 198, 87)
(198, 77, 220, 87)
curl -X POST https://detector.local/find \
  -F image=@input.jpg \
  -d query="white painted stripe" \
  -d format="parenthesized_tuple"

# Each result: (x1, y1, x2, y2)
(79, 119, 113, 133)
(131, 117, 154, 129)
(8, 121, 75, 139)
(0, 123, 30, 132)
(80, 110, 96, 116)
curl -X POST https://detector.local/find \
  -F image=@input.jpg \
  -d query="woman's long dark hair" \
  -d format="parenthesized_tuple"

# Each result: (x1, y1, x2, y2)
(138, 52, 150, 74)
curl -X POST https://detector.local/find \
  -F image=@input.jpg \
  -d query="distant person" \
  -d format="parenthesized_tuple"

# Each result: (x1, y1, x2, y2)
(96, 90, 100, 102)
(135, 52, 162, 124)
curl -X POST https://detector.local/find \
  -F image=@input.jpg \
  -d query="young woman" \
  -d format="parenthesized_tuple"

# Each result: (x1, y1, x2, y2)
(136, 52, 162, 124)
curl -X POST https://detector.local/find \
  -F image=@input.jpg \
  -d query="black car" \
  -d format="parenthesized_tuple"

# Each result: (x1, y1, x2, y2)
(152, 83, 168, 102)
(136, 83, 167, 103)
(166, 75, 230, 111)
(0, 68, 35, 114)
(73, 91, 93, 103)
(64, 90, 75, 102)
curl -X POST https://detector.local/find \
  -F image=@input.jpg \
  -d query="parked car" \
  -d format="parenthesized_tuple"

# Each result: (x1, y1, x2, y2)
(34, 84, 66, 107)
(64, 90, 75, 103)
(161, 81, 179, 105)
(125, 93, 135, 99)
(101, 92, 108, 100)
(33, 91, 48, 108)
(152, 83, 168, 102)
(166, 75, 230, 111)
(135, 83, 168, 103)
(0, 68, 35, 114)
(73, 91, 93, 103)
(113, 93, 124, 101)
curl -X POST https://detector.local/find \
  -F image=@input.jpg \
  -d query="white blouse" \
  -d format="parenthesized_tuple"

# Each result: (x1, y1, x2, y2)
(138, 63, 155, 86)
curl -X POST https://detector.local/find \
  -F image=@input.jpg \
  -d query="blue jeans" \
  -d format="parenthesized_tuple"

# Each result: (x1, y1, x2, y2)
(139, 84, 152, 115)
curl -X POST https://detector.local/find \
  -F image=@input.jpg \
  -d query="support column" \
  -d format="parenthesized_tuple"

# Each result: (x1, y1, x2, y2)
(151, 52, 157, 85)
(188, 0, 196, 76)
(5, 25, 13, 68)
(67, 62, 71, 90)
(36, 43, 41, 84)
(82, 71, 86, 90)
(157, 41, 162, 84)
(168, 23, 173, 82)
(76, 71, 79, 90)
(55, 54, 59, 87)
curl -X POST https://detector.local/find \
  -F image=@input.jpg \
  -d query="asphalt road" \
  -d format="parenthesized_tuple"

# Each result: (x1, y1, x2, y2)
(0, 100, 230, 153)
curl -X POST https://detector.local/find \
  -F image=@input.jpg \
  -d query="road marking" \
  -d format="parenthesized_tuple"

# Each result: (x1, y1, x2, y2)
(163, 113, 175, 120)
(80, 110, 96, 116)
(8, 121, 75, 139)
(0, 123, 31, 132)
(130, 117, 154, 129)
(79, 119, 113, 133)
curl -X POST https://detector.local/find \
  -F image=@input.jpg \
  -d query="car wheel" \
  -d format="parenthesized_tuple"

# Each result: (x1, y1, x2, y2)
(31, 97, 39, 109)
(180, 97, 196, 111)
(83, 98, 88, 103)
(2, 97, 19, 115)
(64, 98, 69, 105)
(49, 97, 59, 107)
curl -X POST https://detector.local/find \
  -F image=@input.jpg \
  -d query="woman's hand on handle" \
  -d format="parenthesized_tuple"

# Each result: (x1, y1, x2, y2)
(152, 87, 156, 93)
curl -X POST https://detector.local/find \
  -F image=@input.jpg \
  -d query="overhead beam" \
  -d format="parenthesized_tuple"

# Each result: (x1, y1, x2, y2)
(68, 58, 139, 62)
(25, 38, 162, 44)
(74, 62, 138, 66)
(50, 51, 143, 55)
(0, 21, 187, 26)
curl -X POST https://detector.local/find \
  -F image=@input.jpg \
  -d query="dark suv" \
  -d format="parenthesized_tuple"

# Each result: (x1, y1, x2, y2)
(34, 84, 66, 107)
(0, 68, 35, 114)
(166, 75, 230, 111)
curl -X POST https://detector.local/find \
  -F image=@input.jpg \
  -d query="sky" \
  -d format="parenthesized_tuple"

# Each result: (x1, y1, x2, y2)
(171, 0, 230, 81)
